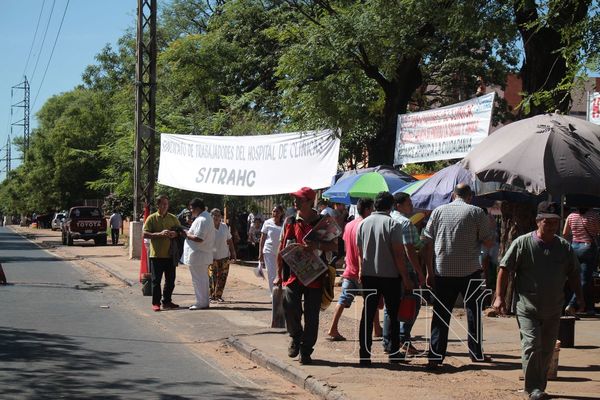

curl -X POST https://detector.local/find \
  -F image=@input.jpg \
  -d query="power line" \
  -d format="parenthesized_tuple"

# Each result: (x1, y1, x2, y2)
(32, 0, 70, 110)
(29, 0, 56, 85)
(23, 0, 47, 77)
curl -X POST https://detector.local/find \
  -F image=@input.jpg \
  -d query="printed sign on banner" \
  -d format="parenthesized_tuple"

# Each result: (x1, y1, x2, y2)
(158, 130, 340, 196)
(588, 92, 600, 125)
(394, 93, 495, 165)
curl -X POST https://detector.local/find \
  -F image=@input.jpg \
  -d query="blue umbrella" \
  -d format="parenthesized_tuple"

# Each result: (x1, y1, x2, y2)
(323, 166, 416, 205)
(396, 164, 476, 210)
(394, 163, 539, 210)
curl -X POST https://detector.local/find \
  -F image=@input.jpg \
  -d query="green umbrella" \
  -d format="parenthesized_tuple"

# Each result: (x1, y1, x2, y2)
(397, 178, 428, 195)
(323, 171, 415, 203)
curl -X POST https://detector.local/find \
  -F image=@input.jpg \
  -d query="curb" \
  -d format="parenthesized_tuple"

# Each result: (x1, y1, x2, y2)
(227, 336, 349, 400)
(83, 258, 135, 287)
(8, 227, 135, 287)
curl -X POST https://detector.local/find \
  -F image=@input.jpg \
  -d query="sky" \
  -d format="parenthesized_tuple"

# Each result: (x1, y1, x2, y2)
(0, 0, 138, 179)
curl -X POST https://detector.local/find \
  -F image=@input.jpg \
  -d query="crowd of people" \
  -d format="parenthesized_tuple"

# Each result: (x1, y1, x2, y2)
(143, 184, 596, 400)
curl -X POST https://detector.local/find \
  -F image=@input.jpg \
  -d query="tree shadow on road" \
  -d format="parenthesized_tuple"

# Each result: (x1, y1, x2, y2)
(0, 256, 71, 263)
(0, 326, 267, 399)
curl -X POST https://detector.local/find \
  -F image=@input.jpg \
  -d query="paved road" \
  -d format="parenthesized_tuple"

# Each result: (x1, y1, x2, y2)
(0, 227, 273, 399)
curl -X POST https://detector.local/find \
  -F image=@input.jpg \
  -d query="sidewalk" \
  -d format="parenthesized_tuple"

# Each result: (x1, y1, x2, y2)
(8, 225, 600, 400)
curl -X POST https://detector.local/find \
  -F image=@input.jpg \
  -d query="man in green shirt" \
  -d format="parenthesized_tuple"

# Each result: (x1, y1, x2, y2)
(494, 202, 584, 400)
(143, 195, 182, 312)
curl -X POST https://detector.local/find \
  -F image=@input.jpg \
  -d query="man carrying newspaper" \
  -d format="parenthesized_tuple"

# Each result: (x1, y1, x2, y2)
(274, 187, 339, 365)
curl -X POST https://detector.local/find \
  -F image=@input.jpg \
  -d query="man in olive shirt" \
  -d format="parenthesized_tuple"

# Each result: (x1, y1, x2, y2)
(494, 202, 584, 400)
(143, 195, 182, 312)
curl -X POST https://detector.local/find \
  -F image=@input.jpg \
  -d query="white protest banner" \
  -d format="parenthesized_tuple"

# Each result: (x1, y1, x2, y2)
(158, 130, 340, 195)
(394, 92, 495, 165)
(588, 92, 600, 125)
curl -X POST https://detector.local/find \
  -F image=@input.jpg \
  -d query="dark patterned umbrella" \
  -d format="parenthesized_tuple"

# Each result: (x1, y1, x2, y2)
(461, 114, 600, 197)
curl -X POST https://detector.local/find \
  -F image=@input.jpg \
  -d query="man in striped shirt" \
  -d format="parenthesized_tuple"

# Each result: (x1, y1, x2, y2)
(423, 184, 493, 369)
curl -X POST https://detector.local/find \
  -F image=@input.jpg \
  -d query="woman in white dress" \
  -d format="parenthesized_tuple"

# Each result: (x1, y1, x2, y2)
(258, 205, 285, 292)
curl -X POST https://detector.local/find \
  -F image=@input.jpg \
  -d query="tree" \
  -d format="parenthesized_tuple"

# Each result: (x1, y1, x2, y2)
(514, 0, 600, 115)
(158, 0, 285, 136)
(0, 89, 114, 213)
(275, 0, 519, 166)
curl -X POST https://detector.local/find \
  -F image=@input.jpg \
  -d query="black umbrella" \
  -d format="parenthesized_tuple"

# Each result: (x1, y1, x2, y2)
(461, 113, 600, 197)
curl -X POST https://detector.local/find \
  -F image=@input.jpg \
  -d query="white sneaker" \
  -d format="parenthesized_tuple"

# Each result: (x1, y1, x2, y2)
(189, 305, 208, 310)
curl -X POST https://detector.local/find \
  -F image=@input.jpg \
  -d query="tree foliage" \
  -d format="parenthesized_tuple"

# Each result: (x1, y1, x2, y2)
(515, 0, 600, 115)
(1, 0, 597, 216)
(275, 0, 519, 166)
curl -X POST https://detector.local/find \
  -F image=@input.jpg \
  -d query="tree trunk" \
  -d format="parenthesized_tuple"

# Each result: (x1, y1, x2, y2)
(367, 58, 421, 166)
(514, 0, 590, 116)
(519, 27, 570, 115)
(499, 201, 537, 313)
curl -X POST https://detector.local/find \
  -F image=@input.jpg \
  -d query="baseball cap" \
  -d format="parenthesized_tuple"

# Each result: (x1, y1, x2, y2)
(291, 187, 316, 202)
(536, 201, 561, 220)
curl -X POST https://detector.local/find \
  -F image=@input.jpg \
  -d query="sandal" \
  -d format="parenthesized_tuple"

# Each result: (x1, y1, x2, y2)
(326, 334, 347, 342)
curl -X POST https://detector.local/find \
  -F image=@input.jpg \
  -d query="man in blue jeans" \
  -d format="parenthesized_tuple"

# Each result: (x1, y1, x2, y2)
(562, 207, 600, 316)
(422, 184, 493, 369)
(382, 192, 425, 355)
(357, 191, 413, 366)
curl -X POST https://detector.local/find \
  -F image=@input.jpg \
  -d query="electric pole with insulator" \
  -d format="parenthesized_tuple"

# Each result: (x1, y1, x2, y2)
(11, 76, 30, 160)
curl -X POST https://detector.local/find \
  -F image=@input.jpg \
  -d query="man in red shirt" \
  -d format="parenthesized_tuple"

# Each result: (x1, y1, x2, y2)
(327, 198, 374, 341)
(274, 187, 338, 365)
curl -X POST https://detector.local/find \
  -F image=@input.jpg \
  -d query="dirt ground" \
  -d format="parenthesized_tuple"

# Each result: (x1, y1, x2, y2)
(8, 226, 600, 400)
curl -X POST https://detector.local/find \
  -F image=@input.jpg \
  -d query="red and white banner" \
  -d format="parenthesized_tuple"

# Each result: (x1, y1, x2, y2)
(588, 92, 600, 125)
(394, 93, 495, 165)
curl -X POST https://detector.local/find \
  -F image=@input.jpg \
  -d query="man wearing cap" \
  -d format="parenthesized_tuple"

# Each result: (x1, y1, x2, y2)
(494, 201, 584, 400)
(274, 187, 338, 365)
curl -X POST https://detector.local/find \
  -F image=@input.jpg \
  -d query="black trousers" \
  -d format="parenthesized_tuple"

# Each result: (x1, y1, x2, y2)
(283, 280, 322, 357)
(428, 271, 485, 361)
(150, 258, 176, 306)
(360, 276, 402, 360)
(110, 228, 120, 245)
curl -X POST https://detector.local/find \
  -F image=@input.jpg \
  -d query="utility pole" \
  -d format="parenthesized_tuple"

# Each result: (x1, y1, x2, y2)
(11, 77, 30, 160)
(133, 0, 157, 219)
(0, 136, 10, 179)
(6, 136, 11, 175)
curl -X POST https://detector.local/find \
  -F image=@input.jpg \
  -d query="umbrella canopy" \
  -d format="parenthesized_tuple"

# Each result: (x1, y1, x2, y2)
(323, 166, 416, 204)
(461, 113, 600, 196)
(397, 178, 429, 196)
(394, 163, 540, 210)
(394, 164, 477, 210)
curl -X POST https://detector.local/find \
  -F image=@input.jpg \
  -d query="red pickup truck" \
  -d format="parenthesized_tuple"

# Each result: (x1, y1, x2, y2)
(61, 206, 108, 246)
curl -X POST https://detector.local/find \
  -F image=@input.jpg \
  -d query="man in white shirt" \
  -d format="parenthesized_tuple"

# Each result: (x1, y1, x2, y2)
(183, 198, 216, 310)
(109, 211, 123, 245)
(317, 199, 338, 218)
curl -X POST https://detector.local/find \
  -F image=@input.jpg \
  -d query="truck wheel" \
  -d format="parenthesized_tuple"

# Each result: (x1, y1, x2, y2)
(67, 234, 73, 246)
(100, 237, 107, 246)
